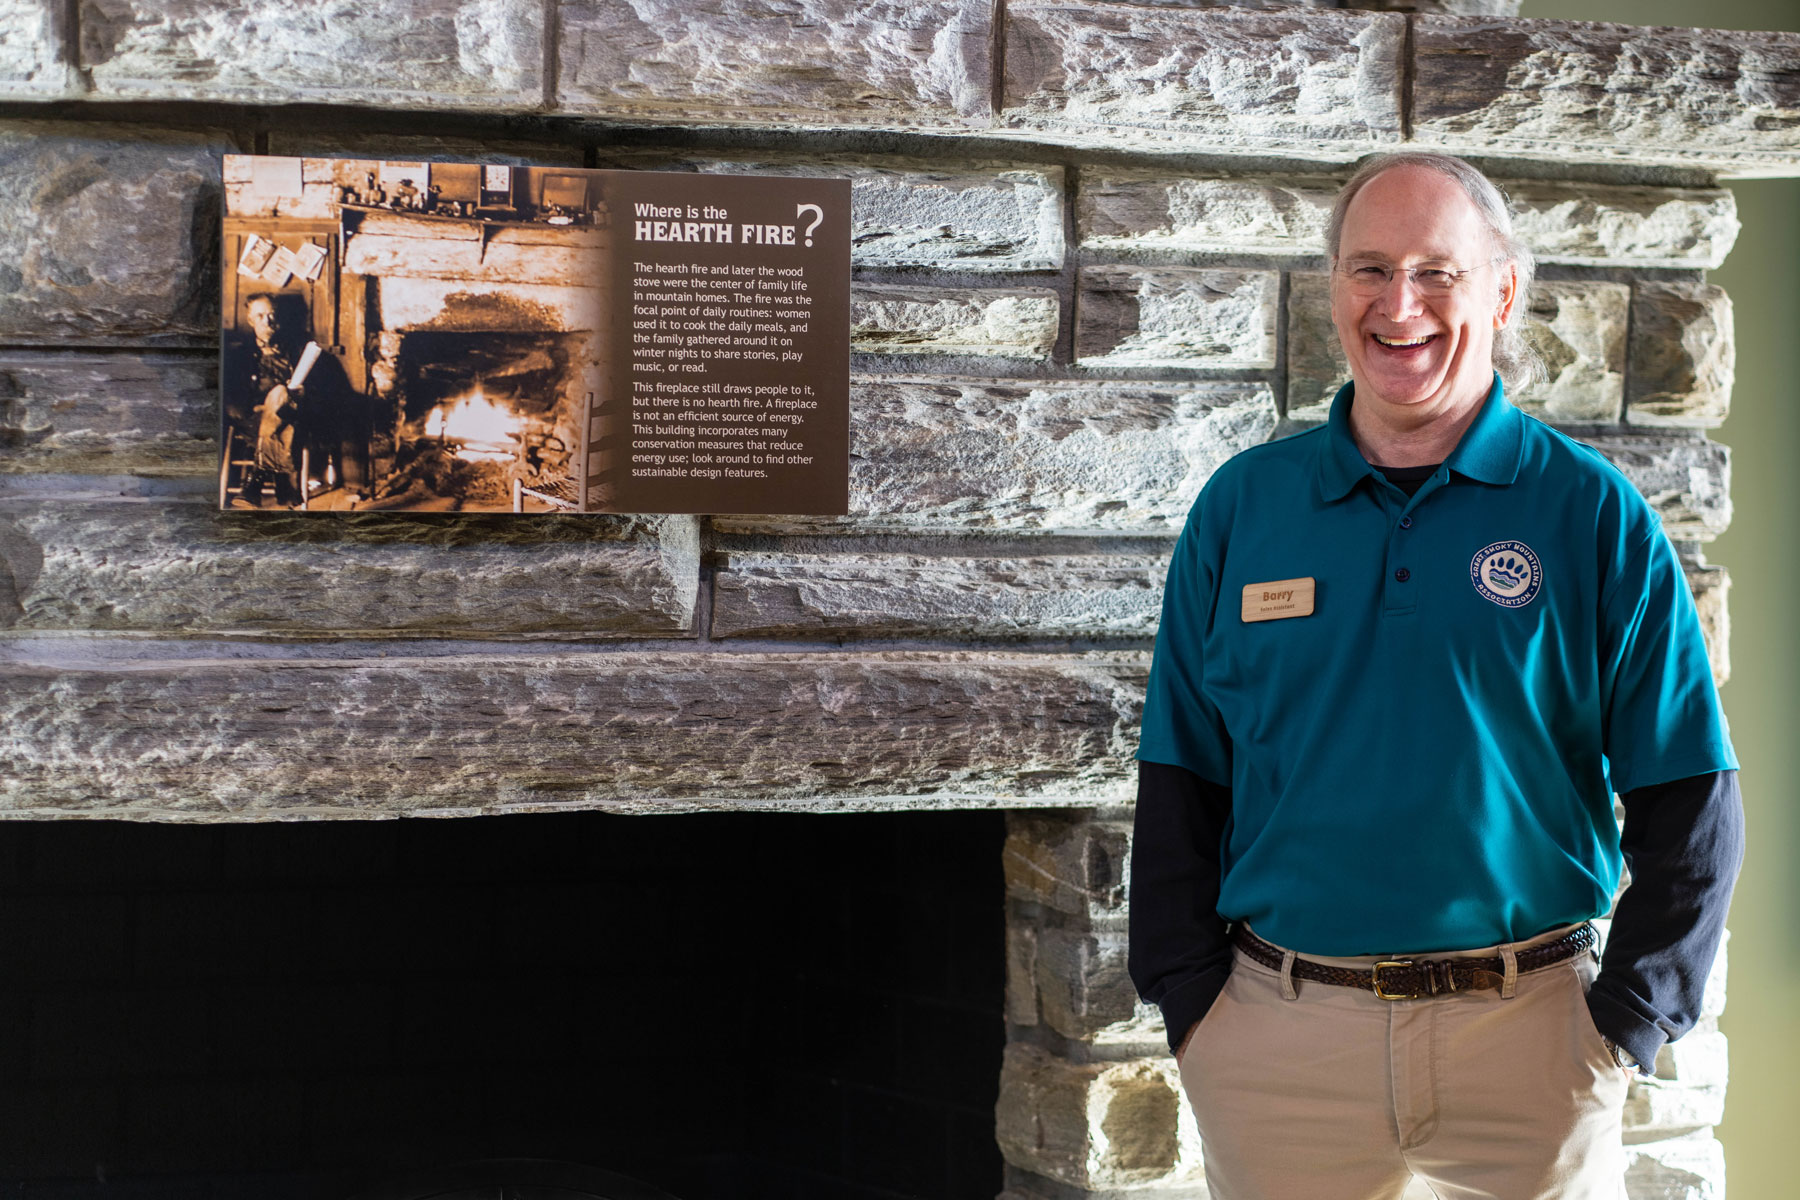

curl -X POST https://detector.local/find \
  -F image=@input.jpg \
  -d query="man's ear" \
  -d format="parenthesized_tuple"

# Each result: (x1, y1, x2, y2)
(1494, 259, 1520, 329)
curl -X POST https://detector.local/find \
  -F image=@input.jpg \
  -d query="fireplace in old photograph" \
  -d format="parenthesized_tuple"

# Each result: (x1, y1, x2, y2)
(220, 159, 605, 514)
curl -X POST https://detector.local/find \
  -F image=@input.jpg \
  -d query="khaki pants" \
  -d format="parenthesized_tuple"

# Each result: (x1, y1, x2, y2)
(1178, 924, 1631, 1200)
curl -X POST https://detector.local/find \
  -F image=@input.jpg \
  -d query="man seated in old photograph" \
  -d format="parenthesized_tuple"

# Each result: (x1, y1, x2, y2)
(224, 292, 358, 507)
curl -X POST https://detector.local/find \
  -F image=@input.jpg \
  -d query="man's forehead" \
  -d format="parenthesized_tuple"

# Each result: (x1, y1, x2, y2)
(1340, 247, 1470, 264)
(1337, 166, 1492, 259)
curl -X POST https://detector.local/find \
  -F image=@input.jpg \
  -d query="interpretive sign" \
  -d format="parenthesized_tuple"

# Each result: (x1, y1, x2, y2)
(218, 155, 850, 515)
(594, 171, 849, 516)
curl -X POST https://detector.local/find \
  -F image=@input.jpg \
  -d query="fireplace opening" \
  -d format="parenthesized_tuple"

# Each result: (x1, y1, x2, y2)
(368, 332, 583, 513)
(0, 811, 1006, 1200)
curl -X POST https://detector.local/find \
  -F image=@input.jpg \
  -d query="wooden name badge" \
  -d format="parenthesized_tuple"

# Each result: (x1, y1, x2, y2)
(1241, 577, 1316, 623)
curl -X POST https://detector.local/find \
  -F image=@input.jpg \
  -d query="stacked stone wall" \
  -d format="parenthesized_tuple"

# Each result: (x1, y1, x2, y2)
(1, 2, 1790, 1197)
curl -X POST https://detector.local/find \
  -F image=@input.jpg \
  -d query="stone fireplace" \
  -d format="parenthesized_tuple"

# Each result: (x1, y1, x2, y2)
(1, 2, 1791, 1198)
(0, 808, 1009, 1198)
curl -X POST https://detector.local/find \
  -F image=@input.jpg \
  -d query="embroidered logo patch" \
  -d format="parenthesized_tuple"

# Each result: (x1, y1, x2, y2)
(1470, 541, 1542, 608)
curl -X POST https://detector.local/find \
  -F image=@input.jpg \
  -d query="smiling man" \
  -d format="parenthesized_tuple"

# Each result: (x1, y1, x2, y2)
(1128, 152, 1743, 1198)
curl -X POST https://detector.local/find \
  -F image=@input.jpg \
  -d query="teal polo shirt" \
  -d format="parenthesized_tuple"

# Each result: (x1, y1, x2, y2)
(1138, 377, 1736, 956)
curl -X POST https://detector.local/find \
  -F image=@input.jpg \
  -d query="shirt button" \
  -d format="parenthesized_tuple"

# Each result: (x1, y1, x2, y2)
(1394, 567, 1411, 582)
(1399, 516, 1413, 529)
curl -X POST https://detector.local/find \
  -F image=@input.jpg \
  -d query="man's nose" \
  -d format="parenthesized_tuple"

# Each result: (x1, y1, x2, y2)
(1377, 270, 1428, 316)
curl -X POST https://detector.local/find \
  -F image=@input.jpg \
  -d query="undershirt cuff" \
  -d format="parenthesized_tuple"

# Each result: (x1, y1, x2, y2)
(1585, 987, 1669, 1072)
(1156, 964, 1232, 1053)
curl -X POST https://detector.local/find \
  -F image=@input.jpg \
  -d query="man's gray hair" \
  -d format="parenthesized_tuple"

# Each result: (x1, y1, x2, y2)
(1326, 152, 1543, 395)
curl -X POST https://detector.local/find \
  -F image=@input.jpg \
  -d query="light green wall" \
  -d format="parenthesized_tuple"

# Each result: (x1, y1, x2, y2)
(1705, 173, 1800, 1200)
(1516, 3, 1800, 1194)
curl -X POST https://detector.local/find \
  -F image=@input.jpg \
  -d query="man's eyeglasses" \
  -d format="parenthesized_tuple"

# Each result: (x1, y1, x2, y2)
(1335, 258, 1498, 296)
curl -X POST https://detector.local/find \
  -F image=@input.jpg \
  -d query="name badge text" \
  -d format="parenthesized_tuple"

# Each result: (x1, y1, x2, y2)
(1241, 577, 1316, 623)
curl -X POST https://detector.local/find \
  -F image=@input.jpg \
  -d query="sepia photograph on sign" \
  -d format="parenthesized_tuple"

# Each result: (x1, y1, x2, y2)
(219, 155, 849, 515)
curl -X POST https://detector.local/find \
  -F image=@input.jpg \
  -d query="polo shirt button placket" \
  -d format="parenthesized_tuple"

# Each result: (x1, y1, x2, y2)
(1384, 506, 1416, 612)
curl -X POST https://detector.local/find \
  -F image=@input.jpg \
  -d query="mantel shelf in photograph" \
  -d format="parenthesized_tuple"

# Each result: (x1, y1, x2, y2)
(340, 203, 598, 263)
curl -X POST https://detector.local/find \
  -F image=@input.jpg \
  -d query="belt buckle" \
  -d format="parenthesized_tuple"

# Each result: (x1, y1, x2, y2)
(1371, 959, 1421, 1001)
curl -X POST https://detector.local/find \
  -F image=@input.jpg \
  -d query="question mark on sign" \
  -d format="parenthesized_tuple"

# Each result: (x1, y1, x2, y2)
(796, 203, 824, 247)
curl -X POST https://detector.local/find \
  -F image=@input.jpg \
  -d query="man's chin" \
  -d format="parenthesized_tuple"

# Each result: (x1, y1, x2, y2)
(1353, 374, 1449, 413)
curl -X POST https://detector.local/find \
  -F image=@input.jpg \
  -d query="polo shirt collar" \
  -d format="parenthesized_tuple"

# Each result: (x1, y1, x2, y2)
(1316, 373, 1523, 502)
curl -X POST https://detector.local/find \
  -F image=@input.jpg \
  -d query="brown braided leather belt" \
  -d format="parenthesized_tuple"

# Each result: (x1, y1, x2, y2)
(1230, 923, 1597, 1000)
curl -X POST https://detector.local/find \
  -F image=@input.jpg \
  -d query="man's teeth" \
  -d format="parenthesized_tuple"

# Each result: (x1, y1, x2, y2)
(1374, 334, 1433, 347)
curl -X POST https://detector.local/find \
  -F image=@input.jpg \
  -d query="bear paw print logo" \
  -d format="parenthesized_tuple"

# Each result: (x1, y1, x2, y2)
(1470, 541, 1542, 609)
(1485, 555, 1529, 592)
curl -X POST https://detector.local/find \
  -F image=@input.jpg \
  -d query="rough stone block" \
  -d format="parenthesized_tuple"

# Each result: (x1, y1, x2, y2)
(0, 123, 226, 345)
(1003, 4, 1404, 156)
(1623, 1029, 1727, 1137)
(1358, 1, 1519, 12)
(555, 0, 990, 127)
(0, 648, 1148, 817)
(996, 1043, 1201, 1190)
(0, 499, 701, 637)
(1284, 271, 1343, 421)
(0, 351, 215, 476)
(717, 378, 1277, 535)
(852, 285, 1059, 358)
(0, 1, 78, 99)
(1078, 172, 1337, 257)
(1628, 283, 1734, 429)
(80, 0, 545, 109)
(1025, 936, 1196, 1053)
(711, 544, 1165, 640)
(1006, 921, 1040, 1028)
(1506, 184, 1738, 270)
(1575, 433, 1731, 542)
(1624, 1132, 1725, 1200)
(1682, 557, 1730, 689)
(1003, 811, 1130, 920)
(1100, 1, 1336, 8)
(1412, 18, 1800, 177)
(1033, 926, 1139, 1041)
(1076, 267, 1277, 369)
(597, 155, 1066, 272)
(1517, 281, 1628, 425)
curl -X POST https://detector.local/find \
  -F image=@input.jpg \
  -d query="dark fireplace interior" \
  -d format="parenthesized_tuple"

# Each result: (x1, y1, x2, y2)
(0, 810, 1006, 1199)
